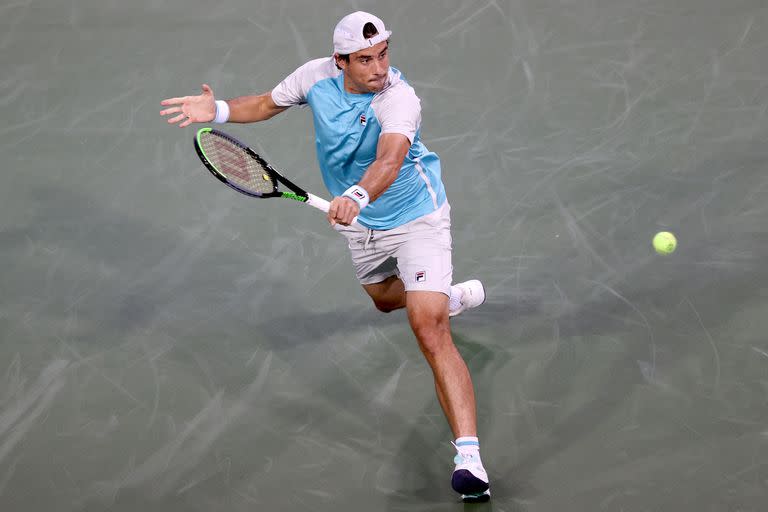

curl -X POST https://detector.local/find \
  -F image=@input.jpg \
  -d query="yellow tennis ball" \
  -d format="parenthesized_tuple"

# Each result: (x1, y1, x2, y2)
(653, 231, 677, 254)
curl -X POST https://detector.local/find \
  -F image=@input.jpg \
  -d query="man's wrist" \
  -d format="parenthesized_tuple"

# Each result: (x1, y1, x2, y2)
(213, 100, 230, 123)
(341, 185, 370, 210)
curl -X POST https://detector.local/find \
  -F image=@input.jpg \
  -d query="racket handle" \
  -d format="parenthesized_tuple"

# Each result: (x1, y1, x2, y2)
(306, 193, 361, 227)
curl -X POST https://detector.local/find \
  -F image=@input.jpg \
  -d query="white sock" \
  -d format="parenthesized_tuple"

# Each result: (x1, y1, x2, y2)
(449, 285, 463, 312)
(454, 436, 481, 455)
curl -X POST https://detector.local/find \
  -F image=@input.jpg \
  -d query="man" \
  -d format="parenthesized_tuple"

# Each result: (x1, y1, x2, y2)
(160, 11, 490, 502)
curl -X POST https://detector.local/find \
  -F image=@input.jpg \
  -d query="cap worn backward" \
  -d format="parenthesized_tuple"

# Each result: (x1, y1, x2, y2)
(333, 11, 392, 55)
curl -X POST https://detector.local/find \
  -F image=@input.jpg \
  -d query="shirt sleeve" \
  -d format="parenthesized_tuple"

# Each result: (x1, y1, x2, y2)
(271, 58, 336, 107)
(374, 82, 422, 143)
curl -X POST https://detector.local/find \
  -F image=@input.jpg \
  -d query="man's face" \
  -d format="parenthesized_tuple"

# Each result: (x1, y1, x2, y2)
(337, 41, 390, 94)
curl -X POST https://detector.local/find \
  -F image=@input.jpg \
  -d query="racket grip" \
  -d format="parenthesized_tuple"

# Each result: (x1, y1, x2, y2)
(306, 193, 361, 227)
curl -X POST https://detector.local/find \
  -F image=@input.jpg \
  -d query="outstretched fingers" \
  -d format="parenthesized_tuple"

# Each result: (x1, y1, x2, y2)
(160, 85, 215, 126)
(159, 105, 182, 116)
(160, 95, 188, 107)
(178, 115, 195, 128)
(160, 98, 189, 125)
(166, 112, 188, 125)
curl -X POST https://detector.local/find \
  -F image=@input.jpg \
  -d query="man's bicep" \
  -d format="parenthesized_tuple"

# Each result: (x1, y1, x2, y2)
(264, 92, 291, 117)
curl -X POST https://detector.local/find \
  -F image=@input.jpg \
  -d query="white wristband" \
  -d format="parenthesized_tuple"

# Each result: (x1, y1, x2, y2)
(342, 185, 370, 210)
(213, 100, 230, 124)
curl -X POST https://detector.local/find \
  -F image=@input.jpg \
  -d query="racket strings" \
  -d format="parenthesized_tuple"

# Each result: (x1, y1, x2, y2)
(199, 133, 276, 194)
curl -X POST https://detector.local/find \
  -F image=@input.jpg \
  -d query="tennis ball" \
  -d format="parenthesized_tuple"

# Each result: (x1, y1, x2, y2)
(653, 231, 677, 255)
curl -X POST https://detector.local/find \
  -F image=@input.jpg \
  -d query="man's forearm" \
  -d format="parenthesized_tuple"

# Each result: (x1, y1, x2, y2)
(355, 133, 411, 202)
(357, 160, 401, 202)
(225, 92, 288, 123)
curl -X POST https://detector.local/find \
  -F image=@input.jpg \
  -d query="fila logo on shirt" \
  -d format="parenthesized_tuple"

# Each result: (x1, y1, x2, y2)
(415, 271, 427, 283)
(359, 114, 367, 126)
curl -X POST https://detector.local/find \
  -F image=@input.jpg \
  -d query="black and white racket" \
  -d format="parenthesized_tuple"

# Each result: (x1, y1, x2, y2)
(194, 127, 357, 224)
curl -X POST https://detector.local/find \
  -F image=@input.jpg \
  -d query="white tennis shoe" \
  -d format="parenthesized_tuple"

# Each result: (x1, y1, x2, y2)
(448, 279, 486, 317)
(452, 449, 491, 502)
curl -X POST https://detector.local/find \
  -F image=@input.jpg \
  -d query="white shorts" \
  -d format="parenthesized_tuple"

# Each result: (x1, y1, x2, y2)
(334, 202, 453, 296)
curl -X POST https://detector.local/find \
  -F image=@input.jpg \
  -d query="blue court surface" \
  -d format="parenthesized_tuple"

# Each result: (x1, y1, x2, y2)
(2, 1, 768, 511)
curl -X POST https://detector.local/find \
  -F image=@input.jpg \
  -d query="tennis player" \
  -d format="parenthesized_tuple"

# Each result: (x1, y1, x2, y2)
(160, 11, 490, 502)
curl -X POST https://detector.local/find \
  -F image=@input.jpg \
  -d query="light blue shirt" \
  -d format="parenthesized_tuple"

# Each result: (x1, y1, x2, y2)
(272, 58, 446, 230)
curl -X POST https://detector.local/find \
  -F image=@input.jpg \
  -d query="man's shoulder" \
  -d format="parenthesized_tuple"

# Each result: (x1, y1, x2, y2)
(273, 57, 340, 107)
(380, 68, 418, 98)
(373, 68, 421, 112)
(297, 57, 338, 74)
(292, 57, 341, 89)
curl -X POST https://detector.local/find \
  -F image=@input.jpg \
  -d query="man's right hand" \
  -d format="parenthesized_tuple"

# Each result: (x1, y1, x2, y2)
(327, 196, 361, 227)
(160, 84, 216, 128)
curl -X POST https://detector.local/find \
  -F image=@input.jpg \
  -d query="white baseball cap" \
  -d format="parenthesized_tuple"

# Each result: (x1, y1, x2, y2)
(332, 11, 392, 55)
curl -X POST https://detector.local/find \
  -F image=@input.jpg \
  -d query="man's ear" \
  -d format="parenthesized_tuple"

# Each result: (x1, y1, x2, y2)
(334, 53, 346, 71)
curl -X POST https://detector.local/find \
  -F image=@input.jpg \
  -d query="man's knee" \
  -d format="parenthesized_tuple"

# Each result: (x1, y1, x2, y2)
(373, 299, 399, 313)
(410, 314, 452, 354)
(364, 276, 405, 313)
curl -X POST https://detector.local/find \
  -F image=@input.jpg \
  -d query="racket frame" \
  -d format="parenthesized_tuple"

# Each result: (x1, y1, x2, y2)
(193, 127, 352, 224)
(194, 127, 309, 201)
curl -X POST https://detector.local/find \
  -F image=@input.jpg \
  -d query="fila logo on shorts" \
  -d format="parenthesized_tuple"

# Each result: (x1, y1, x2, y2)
(415, 270, 427, 282)
(359, 114, 367, 126)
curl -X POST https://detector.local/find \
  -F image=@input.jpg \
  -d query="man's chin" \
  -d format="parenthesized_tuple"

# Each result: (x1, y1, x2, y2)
(368, 81, 386, 92)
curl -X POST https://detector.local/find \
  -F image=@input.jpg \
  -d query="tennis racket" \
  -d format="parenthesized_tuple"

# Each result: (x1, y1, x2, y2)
(193, 127, 358, 224)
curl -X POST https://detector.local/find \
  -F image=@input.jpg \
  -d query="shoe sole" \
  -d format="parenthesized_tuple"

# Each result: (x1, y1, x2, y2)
(461, 489, 491, 503)
(475, 280, 486, 307)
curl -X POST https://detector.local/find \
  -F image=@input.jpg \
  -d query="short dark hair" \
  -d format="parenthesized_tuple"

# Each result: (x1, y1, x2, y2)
(335, 22, 380, 69)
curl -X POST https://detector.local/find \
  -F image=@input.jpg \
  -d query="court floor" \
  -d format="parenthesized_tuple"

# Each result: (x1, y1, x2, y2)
(2, 1, 768, 510)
